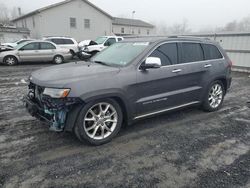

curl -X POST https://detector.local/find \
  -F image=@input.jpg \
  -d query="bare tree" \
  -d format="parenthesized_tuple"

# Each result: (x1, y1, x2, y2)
(0, 3, 10, 24)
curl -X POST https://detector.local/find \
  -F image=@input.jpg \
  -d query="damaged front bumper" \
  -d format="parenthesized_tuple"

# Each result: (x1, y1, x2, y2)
(23, 83, 83, 132)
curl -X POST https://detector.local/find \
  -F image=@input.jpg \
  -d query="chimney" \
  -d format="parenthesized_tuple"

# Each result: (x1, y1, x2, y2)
(18, 7, 22, 16)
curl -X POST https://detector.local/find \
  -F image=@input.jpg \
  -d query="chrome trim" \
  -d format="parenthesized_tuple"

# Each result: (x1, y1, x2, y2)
(134, 101, 200, 120)
(172, 69, 182, 73)
(204, 64, 212, 68)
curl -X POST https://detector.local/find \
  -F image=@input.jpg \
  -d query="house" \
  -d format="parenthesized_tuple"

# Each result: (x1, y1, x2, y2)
(112, 17, 155, 36)
(11, 0, 155, 41)
(0, 25, 30, 43)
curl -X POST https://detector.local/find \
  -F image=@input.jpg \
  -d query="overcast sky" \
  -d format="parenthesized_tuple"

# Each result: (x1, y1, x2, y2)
(1, 0, 250, 31)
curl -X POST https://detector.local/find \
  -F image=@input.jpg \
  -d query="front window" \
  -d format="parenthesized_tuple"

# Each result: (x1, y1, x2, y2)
(92, 42, 149, 67)
(94, 37, 108, 45)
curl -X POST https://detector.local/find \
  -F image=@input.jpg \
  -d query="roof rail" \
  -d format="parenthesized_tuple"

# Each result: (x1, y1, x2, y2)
(169, 35, 211, 40)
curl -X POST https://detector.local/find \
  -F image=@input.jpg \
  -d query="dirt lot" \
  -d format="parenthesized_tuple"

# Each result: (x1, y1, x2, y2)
(0, 63, 250, 188)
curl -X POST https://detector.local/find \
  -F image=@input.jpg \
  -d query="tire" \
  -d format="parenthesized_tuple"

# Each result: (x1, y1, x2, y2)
(202, 80, 225, 112)
(53, 55, 64, 64)
(74, 98, 123, 145)
(4, 56, 18, 66)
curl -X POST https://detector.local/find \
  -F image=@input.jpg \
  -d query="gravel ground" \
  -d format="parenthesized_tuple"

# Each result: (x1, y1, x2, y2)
(0, 63, 250, 188)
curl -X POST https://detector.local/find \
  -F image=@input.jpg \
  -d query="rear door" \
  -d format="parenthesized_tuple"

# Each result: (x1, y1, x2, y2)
(39, 42, 56, 61)
(18, 42, 40, 62)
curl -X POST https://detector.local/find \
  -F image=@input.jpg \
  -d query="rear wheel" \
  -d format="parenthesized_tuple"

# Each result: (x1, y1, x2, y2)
(53, 55, 64, 64)
(4, 56, 18, 66)
(202, 81, 225, 112)
(74, 99, 123, 145)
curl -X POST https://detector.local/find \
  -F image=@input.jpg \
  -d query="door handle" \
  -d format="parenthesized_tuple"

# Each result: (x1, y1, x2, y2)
(204, 64, 212, 68)
(172, 69, 182, 73)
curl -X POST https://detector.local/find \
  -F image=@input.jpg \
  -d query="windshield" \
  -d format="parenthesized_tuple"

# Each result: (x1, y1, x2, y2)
(94, 37, 107, 45)
(14, 42, 29, 50)
(92, 42, 149, 67)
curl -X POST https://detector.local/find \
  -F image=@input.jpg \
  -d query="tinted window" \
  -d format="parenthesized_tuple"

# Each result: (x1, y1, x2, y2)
(181, 43, 204, 63)
(104, 38, 116, 46)
(49, 39, 63, 45)
(63, 39, 74, 44)
(202, 44, 223, 60)
(40, 42, 56, 50)
(149, 43, 178, 66)
(21, 42, 39, 50)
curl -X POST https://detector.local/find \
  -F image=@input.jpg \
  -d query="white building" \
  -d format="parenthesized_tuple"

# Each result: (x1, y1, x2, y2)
(12, 0, 155, 41)
(112, 17, 155, 36)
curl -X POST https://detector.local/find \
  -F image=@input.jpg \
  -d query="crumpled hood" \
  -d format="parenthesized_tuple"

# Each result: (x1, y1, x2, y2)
(31, 61, 120, 88)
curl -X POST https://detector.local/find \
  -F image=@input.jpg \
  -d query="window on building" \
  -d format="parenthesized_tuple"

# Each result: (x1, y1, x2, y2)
(202, 44, 223, 60)
(147, 30, 150, 35)
(70, 17, 76, 28)
(32, 17, 35, 28)
(132, 29, 134, 34)
(180, 43, 204, 63)
(138, 29, 141, 34)
(84, 19, 90, 29)
(149, 43, 178, 66)
(121, 27, 125, 34)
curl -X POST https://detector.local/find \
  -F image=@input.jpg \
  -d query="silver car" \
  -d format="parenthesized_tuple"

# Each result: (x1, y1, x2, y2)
(0, 41, 72, 66)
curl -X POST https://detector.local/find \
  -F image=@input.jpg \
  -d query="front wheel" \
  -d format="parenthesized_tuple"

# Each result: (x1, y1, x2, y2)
(4, 56, 18, 66)
(74, 99, 123, 145)
(202, 81, 225, 112)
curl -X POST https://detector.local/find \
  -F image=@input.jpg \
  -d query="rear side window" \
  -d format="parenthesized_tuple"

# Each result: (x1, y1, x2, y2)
(63, 39, 74, 44)
(202, 44, 223, 60)
(118, 38, 123, 42)
(180, 43, 204, 63)
(49, 39, 64, 45)
(40, 42, 56, 50)
(150, 43, 178, 66)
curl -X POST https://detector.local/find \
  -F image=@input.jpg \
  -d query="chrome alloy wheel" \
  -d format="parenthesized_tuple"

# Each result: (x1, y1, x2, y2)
(5, 57, 16, 65)
(208, 84, 223, 109)
(83, 103, 118, 140)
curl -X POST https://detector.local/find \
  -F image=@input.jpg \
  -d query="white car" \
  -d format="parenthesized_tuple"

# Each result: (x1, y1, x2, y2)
(78, 36, 123, 59)
(2, 39, 34, 48)
(44, 37, 79, 56)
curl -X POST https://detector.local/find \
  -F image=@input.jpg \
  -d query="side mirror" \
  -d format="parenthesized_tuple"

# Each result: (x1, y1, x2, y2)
(141, 57, 161, 70)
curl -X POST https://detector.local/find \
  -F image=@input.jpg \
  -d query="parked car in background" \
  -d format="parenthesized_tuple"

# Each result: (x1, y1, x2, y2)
(0, 45, 14, 53)
(44, 36, 78, 56)
(2, 39, 34, 48)
(0, 41, 72, 66)
(78, 36, 123, 60)
(24, 37, 232, 145)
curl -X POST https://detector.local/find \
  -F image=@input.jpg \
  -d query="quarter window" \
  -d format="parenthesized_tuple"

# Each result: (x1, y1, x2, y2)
(70, 17, 76, 28)
(180, 43, 204, 63)
(202, 44, 223, 60)
(149, 43, 178, 66)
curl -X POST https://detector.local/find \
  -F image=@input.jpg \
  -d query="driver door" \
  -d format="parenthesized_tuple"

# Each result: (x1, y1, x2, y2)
(18, 42, 40, 62)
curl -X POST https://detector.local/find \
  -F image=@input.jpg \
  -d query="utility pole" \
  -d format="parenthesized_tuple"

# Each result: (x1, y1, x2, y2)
(131, 11, 135, 35)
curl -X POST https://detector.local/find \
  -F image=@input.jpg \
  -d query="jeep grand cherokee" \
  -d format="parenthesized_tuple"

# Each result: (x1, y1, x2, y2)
(24, 37, 232, 145)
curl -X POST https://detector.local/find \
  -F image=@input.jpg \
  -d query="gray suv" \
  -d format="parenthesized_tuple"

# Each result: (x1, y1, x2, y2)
(24, 37, 232, 145)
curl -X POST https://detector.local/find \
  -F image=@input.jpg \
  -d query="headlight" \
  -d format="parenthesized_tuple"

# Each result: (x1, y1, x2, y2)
(43, 88, 70, 98)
